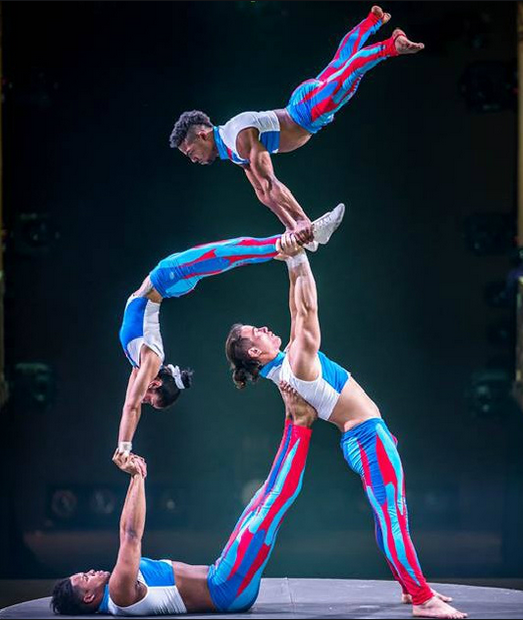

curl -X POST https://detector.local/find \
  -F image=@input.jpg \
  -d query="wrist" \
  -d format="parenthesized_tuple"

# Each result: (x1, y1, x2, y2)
(285, 252, 308, 269)
(118, 441, 132, 454)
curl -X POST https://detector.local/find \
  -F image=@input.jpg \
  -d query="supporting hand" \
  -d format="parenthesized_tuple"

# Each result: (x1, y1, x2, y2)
(291, 220, 314, 244)
(277, 232, 303, 259)
(278, 380, 318, 427)
(113, 450, 147, 478)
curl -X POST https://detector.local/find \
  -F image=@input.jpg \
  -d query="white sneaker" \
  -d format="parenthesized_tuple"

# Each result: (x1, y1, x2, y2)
(303, 239, 319, 252)
(304, 203, 346, 251)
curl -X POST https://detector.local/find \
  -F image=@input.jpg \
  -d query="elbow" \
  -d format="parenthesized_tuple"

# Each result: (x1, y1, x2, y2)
(123, 405, 139, 419)
(254, 171, 278, 199)
(121, 528, 141, 543)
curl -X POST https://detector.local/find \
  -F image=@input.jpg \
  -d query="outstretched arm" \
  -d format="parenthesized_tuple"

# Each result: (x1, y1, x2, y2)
(109, 456, 148, 607)
(238, 130, 312, 243)
(280, 236, 321, 380)
(285, 261, 299, 349)
(116, 348, 162, 454)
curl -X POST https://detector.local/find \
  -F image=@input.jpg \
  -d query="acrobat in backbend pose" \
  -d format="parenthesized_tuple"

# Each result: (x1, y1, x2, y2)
(225, 235, 466, 620)
(170, 6, 423, 245)
(115, 205, 343, 459)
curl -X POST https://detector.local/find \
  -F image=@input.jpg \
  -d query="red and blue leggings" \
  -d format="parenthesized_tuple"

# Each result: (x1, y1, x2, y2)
(341, 418, 433, 605)
(207, 421, 311, 612)
(286, 9, 398, 134)
(149, 235, 279, 298)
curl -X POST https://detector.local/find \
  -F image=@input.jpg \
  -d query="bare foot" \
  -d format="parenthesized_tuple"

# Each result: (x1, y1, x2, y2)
(403, 590, 453, 604)
(279, 381, 317, 428)
(371, 5, 391, 25)
(393, 28, 425, 55)
(413, 596, 467, 619)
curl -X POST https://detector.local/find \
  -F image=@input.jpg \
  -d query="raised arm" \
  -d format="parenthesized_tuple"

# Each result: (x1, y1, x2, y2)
(280, 236, 321, 380)
(116, 348, 162, 455)
(285, 260, 299, 349)
(108, 456, 148, 607)
(238, 129, 312, 243)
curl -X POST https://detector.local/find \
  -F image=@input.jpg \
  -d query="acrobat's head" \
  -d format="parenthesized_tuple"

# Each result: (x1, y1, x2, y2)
(225, 323, 282, 389)
(170, 110, 217, 165)
(51, 570, 110, 615)
(141, 365, 193, 409)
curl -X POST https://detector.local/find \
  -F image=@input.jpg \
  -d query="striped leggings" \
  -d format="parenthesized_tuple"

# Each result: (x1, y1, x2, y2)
(286, 9, 398, 134)
(207, 421, 311, 612)
(149, 235, 279, 298)
(341, 418, 433, 605)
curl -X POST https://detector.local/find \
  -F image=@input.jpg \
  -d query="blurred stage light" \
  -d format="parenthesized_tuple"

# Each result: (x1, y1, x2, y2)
(12, 213, 60, 257)
(487, 320, 514, 347)
(89, 489, 117, 517)
(463, 213, 514, 256)
(46, 485, 188, 529)
(148, 486, 187, 527)
(50, 490, 78, 521)
(7, 69, 59, 109)
(157, 489, 179, 515)
(460, 60, 516, 113)
(467, 369, 511, 417)
(13, 362, 54, 410)
(423, 490, 452, 514)
(484, 281, 511, 308)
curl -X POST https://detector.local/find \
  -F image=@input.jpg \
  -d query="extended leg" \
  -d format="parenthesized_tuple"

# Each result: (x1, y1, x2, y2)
(150, 235, 280, 298)
(208, 420, 312, 613)
(342, 418, 432, 605)
(316, 6, 390, 81)
(286, 29, 423, 134)
(181, 235, 280, 275)
(342, 419, 467, 619)
(308, 37, 399, 128)
(374, 516, 410, 596)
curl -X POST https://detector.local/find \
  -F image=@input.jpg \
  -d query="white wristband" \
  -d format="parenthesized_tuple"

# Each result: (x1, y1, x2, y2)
(285, 252, 308, 269)
(118, 441, 132, 454)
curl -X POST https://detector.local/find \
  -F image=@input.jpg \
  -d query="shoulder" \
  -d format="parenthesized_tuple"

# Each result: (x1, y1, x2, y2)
(224, 111, 258, 129)
(109, 580, 147, 609)
(139, 345, 162, 370)
(236, 126, 262, 155)
(223, 112, 261, 146)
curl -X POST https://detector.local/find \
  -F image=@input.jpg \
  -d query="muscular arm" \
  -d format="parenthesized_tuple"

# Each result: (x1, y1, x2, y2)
(238, 130, 312, 237)
(117, 348, 162, 446)
(285, 262, 299, 349)
(286, 253, 321, 380)
(109, 470, 147, 607)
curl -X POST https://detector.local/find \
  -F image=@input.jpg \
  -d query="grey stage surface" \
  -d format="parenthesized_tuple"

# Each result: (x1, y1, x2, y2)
(1, 578, 523, 619)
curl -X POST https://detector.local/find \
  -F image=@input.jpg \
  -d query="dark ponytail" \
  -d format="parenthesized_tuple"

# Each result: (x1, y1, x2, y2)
(225, 323, 262, 389)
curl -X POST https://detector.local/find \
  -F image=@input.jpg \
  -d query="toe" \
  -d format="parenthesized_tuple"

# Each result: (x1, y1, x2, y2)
(371, 5, 384, 19)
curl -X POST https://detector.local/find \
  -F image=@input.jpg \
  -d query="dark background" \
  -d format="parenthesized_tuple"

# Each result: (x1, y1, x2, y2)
(1, 0, 522, 590)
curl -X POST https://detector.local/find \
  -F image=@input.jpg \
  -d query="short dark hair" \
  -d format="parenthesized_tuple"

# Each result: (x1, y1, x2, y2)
(154, 366, 193, 408)
(225, 323, 262, 389)
(169, 110, 213, 149)
(50, 578, 91, 615)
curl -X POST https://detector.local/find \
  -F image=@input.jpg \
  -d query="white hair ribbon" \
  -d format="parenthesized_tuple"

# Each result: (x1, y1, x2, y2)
(166, 364, 186, 390)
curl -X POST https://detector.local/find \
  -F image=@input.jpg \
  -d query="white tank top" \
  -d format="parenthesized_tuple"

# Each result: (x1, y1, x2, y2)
(119, 294, 165, 368)
(100, 560, 187, 616)
(213, 110, 280, 165)
(260, 351, 351, 421)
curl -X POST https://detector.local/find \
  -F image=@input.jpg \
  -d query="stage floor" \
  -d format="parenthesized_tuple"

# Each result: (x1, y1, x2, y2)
(1, 578, 523, 619)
